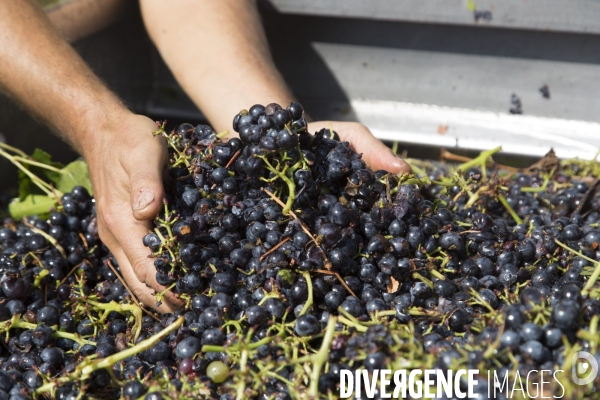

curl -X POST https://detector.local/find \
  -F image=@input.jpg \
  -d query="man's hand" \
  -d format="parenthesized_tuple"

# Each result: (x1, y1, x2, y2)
(308, 121, 412, 174)
(86, 113, 181, 313)
(0, 1, 181, 311)
(141, 1, 412, 176)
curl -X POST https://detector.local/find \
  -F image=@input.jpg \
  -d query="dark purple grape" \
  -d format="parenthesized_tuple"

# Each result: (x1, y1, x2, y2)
(294, 314, 320, 336)
(175, 336, 201, 360)
(123, 381, 147, 400)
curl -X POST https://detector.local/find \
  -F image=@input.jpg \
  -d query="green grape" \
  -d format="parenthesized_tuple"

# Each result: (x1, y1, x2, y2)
(206, 361, 229, 383)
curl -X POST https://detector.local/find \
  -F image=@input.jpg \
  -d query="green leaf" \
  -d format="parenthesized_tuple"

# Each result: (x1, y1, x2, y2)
(9, 195, 57, 220)
(31, 148, 62, 184)
(18, 171, 31, 201)
(57, 160, 93, 195)
(16, 148, 64, 200)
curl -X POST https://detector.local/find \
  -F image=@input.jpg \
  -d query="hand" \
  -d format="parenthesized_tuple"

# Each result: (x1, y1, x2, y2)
(307, 121, 411, 174)
(84, 113, 181, 313)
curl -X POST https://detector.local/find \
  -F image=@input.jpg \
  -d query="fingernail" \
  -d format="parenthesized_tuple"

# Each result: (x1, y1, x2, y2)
(133, 190, 154, 211)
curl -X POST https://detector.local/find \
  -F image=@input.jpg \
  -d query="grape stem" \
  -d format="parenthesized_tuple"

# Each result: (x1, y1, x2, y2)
(22, 219, 67, 257)
(0, 147, 60, 197)
(12, 156, 63, 173)
(34, 316, 184, 397)
(412, 272, 433, 289)
(260, 187, 321, 250)
(554, 239, 600, 297)
(469, 288, 496, 314)
(338, 316, 367, 332)
(298, 271, 313, 316)
(259, 155, 296, 215)
(32, 268, 49, 288)
(0, 314, 96, 347)
(84, 299, 143, 342)
(258, 237, 291, 263)
(235, 349, 249, 400)
(308, 317, 337, 398)
(458, 146, 502, 180)
(520, 170, 552, 192)
(497, 194, 523, 225)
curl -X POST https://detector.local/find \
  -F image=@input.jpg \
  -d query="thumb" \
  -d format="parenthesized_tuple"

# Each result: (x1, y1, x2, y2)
(129, 168, 165, 221)
(120, 115, 168, 221)
(358, 133, 411, 175)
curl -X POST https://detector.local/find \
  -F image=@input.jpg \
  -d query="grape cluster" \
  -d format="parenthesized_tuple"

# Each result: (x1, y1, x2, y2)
(0, 101, 597, 399)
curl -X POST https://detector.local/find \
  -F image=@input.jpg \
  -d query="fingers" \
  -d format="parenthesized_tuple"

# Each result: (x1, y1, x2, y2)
(348, 127, 412, 175)
(110, 246, 179, 314)
(113, 211, 184, 311)
(308, 121, 412, 175)
(98, 200, 182, 313)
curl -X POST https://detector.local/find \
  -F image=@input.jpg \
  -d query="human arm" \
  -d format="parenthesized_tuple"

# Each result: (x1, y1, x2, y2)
(0, 0, 179, 312)
(140, 0, 410, 174)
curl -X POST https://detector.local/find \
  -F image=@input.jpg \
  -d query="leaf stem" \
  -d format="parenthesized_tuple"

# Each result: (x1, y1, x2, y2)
(0, 142, 28, 157)
(0, 148, 56, 196)
(12, 156, 63, 173)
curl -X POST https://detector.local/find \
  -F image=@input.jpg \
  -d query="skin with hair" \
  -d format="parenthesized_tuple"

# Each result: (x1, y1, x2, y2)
(0, 0, 410, 312)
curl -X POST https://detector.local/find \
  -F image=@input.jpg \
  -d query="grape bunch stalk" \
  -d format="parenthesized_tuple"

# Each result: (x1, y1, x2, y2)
(0, 101, 597, 399)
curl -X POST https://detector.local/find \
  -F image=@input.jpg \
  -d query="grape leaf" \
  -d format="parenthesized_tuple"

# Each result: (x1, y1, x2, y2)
(17, 171, 31, 201)
(8, 195, 57, 220)
(57, 160, 93, 195)
(31, 148, 62, 184)
(17, 148, 63, 201)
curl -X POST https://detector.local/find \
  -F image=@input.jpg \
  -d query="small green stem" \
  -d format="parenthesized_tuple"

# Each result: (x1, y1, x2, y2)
(154, 283, 176, 308)
(85, 300, 143, 342)
(375, 310, 397, 317)
(81, 316, 182, 376)
(470, 288, 496, 314)
(299, 272, 313, 316)
(520, 174, 551, 192)
(53, 330, 96, 347)
(308, 317, 337, 398)
(555, 239, 600, 296)
(588, 315, 599, 352)
(216, 130, 230, 139)
(458, 146, 502, 174)
(35, 317, 184, 397)
(412, 272, 433, 289)
(430, 270, 446, 280)
(0, 315, 95, 347)
(236, 349, 249, 400)
(0, 148, 58, 197)
(0, 142, 28, 157)
(33, 269, 49, 288)
(13, 156, 63, 173)
(202, 323, 286, 354)
(23, 221, 66, 257)
(498, 194, 523, 225)
(259, 155, 297, 215)
(555, 239, 598, 265)
(336, 316, 367, 332)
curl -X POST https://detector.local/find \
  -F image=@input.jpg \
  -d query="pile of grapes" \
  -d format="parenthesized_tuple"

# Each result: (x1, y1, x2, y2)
(0, 101, 598, 399)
